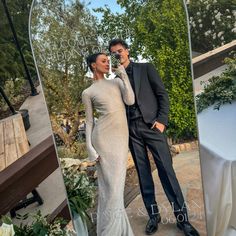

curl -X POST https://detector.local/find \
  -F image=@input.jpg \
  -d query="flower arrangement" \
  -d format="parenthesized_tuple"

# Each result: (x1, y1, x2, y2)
(0, 211, 76, 236)
(196, 53, 236, 113)
(61, 160, 96, 222)
(0, 162, 96, 235)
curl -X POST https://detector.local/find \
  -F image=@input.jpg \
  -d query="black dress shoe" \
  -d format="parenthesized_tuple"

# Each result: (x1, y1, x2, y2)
(145, 215, 161, 235)
(177, 221, 200, 236)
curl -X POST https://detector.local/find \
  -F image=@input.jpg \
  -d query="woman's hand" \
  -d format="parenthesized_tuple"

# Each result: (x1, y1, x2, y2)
(113, 65, 126, 79)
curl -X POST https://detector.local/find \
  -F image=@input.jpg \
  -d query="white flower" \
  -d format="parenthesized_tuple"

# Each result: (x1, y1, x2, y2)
(215, 12, 222, 20)
(212, 21, 215, 25)
(213, 0, 217, 3)
(220, 36, 224, 40)
(199, 24, 203, 28)
(204, 30, 212, 36)
(217, 31, 224, 37)
(198, 19, 202, 23)
(226, 9, 230, 13)
(214, 10, 218, 14)
(0, 224, 15, 236)
(206, 4, 210, 10)
(227, 15, 231, 19)
(197, 12, 201, 16)
(213, 33, 216, 39)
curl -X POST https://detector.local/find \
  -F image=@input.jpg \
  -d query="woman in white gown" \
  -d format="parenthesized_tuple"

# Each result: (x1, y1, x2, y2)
(82, 53, 134, 236)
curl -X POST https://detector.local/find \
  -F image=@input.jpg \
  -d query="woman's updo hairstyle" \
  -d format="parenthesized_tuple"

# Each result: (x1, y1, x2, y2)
(86, 52, 106, 72)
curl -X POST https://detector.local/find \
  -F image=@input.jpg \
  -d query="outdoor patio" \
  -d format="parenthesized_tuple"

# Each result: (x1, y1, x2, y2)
(0, 85, 70, 225)
(128, 149, 207, 236)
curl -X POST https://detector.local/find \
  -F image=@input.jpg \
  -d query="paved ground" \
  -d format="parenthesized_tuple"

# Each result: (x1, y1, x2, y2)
(127, 150, 207, 236)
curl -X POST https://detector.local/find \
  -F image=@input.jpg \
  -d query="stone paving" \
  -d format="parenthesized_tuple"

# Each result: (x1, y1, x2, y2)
(127, 150, 207, 236)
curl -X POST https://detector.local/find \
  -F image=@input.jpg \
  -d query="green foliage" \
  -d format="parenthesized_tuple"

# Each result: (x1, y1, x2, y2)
(0, 77, 26, 111)
(31, 0, 96, 147)
(196, 54, 236, 112)
(94, 6, 132, 51)
(135, 0, 197, 140)
(97, 0, 197, 140)
(187, 0, 236, 52)
(0, 0, 37, 86)
(1, 211, 73, 236)
(61, 162, 96, 222)
(57, 142, 88, 160)
(0, 0, 38, 119)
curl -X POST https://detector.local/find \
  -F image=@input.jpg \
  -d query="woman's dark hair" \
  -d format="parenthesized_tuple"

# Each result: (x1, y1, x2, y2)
(108, 39, 129, 52)
(86, 52, 106, 72)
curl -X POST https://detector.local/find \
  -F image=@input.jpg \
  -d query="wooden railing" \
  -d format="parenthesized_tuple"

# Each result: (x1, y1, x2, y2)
(0, 135, 71, 220)
(192, 40, 236, 79)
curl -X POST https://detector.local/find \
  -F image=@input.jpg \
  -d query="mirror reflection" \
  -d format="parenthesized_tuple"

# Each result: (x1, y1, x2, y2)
(0, 0, 74, 234)
(30, 0, 207, 235)
(187, 1, 236, 235)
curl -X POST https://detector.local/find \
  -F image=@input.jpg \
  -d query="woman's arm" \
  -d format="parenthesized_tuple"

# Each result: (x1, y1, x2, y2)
(82, 90, 99, 162)
(114, 65, 135, 105)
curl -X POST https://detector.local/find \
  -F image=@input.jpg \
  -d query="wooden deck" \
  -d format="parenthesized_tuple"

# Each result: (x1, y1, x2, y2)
(0, 135, 60, 215)
(0, 114, 29, 172)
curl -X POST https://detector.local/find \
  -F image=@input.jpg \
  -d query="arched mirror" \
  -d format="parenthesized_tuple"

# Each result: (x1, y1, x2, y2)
(30, 0, 207, 235)
(0, 0, 74, 234)
(186, 1, 236, 235)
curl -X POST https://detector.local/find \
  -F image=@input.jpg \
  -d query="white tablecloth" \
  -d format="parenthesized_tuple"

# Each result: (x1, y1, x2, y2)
(197, 101, 236, 236)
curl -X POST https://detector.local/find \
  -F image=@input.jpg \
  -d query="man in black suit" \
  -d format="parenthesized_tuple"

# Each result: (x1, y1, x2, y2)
(109, 39, 199, 236)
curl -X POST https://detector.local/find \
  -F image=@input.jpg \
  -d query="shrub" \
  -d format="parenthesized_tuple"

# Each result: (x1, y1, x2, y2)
(0, 78, 25, 111)
(57, 142, 88, 160)
(133, 0, 197, 140)
(196, 53, 236, 112)
(187, 0, 236, 52)
(61, 161, 96, 221)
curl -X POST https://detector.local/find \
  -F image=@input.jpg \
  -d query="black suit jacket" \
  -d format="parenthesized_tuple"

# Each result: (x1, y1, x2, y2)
(131, 62, 169, 126)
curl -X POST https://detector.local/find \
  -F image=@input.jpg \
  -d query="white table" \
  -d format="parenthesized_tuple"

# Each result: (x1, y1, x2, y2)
(197, 101, 236, 236)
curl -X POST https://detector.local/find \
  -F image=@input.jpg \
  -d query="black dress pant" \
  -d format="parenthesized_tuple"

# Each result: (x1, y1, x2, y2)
(128, 118, 188, 222)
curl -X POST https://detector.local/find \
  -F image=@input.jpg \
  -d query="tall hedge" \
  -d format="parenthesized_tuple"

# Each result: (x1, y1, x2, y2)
(108, 0, 197, 141)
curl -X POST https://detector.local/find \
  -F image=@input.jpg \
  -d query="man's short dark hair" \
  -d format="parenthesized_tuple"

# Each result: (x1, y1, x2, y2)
(108, 39, 129, 52)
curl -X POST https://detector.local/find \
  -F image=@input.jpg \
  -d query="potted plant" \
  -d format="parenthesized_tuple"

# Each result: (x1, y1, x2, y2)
(196, 53, 236, 113)
(61, 161, 96, 236)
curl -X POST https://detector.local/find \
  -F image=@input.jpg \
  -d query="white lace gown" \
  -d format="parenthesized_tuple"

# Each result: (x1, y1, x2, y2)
(82, 73, 135, 236)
